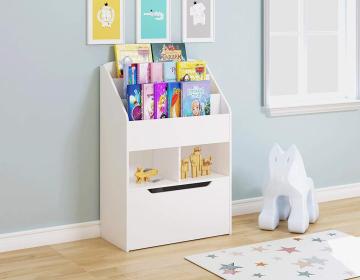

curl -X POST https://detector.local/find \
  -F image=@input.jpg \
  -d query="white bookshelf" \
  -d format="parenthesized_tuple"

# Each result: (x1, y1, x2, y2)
(100, 62, 232, 252)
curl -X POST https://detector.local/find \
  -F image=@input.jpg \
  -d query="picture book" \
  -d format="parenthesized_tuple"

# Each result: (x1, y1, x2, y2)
(177, 60, 207, 82)
(141, 84, 155, 120)
(163, 61, 177, 82)
(150, 63, 164, 83)
(127, 84, 142, 121)
(181, 81, 211, 117)
(137, 63, 150, 84)
(151, 43, 187, 62)
(123, 64, 138, 97)
(114, 44, 152, 78)
(154, 83, 168, 119)
(128, 64, 138, 85)
(167, 82, 181, 118)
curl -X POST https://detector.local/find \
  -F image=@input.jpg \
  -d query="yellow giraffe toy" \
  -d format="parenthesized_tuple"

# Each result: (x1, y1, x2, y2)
(181, 158, 190, 179)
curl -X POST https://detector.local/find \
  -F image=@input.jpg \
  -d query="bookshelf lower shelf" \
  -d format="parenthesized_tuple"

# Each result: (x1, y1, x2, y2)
(129, 173, 229, 190)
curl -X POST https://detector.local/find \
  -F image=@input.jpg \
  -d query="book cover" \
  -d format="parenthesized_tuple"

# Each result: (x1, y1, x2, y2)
(114, 44, 153, 78)
(137, 63, 150, 84)
(127, 84, 142, 121)
(181, 81, 211, 117)
(177, 61, 206, 82)
(141, 84, 155, 120)
(123, 64, 138, 98)
(167, 82, 181, 118)
(163, 61, 177, 82)
(154, 83, 168, 119)
(150, 63, 164, 83)
(128, 64, 137, 85)
(151, 43, 187, 62)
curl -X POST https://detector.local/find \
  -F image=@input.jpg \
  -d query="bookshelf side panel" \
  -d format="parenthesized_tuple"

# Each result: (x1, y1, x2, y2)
(100, 66, 128, 251)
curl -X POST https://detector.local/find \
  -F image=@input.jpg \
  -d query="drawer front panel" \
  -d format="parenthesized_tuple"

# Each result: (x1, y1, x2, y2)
(127, 178, 231, 250)
(127, 114, 230, 151)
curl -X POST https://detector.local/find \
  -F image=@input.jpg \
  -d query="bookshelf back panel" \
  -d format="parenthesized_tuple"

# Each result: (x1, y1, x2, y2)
(129, 148, 180, 184)
(181, 143, 230, 177)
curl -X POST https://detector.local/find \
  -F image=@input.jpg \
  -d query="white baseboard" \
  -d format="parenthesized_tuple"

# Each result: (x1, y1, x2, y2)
(1, 183, 359, 253)
(232, 182, 360, 216)
(0, 221, 100, 253)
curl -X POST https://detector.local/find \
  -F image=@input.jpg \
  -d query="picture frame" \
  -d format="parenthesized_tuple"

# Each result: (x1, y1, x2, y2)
(87, 0, 125, 44)
(136, 0, 171, 43)
(182, 0, 215, 43)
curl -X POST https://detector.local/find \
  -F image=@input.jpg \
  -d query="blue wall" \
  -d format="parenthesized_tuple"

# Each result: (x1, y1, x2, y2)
(1, 0, 360, 234)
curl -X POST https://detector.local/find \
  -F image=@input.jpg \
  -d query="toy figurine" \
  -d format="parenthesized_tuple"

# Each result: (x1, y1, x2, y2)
(190, 147, 203, 178)
(135, 167, 159, 184)
(181, 158, 190, 179)
(202, 156, 213, 176)
(190, 156, 198, 178)
(194, 147, 203, 176)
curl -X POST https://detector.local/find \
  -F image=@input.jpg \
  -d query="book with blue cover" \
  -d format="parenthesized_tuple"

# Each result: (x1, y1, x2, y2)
(127, 84, 142, 121)
(181, 81, 211, 117)
(163, 61, 177, 82)
(167, 82, 181, 118)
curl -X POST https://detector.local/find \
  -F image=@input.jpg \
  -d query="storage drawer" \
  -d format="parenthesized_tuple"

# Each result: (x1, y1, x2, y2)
(127, 177, 231, 250)
(127, 114, 230, 151)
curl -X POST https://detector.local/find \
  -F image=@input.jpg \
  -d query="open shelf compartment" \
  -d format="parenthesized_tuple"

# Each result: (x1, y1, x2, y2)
(180, 143, 230, 183)
(129, 147, 180, 190)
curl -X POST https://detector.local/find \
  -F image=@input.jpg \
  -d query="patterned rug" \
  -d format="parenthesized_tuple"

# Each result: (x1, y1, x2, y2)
(186, 230, 359, 280)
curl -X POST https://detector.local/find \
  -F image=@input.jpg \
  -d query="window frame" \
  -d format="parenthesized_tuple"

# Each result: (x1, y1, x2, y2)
(264, 0, 360, 117)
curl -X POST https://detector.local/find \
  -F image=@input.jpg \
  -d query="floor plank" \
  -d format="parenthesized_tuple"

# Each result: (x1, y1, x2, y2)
(0, 198, 359, 279)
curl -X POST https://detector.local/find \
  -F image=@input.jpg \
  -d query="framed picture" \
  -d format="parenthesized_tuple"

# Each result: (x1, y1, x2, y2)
(182, 0, 215, 43)
(136, 0, 171, 43)
(87, 0, 125, 44)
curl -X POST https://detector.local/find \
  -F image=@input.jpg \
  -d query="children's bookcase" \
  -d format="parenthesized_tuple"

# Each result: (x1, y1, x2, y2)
(100, 62, 232, 252)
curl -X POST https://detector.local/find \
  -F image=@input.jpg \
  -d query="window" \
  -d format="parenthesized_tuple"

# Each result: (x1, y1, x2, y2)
(264, 0, 360, 116)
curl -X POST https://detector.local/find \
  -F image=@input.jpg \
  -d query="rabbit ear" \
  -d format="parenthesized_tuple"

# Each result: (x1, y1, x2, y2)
(269, 143, 284, 163)
(286, 145, 300, 162)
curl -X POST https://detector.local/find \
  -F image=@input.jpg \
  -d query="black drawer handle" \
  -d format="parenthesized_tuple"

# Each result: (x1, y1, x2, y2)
(148, 181, 211, 194)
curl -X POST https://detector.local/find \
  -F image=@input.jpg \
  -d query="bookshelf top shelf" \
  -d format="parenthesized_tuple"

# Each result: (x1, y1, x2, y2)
(100, 62, 232, 151)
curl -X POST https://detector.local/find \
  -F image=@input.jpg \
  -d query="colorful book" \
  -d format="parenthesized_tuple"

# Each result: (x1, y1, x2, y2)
(163, 61, 177, 82)
(177, 61, 207, 82)
(137, 63, 150, 84)
(123, 64, 138, 97)
(181, 81, 211, 117)
(128, 64, 137, 84)
(114, 44, 152, 78)
(141, 84, 155, 120)
(151, 43, 187, 62)
(150, 63, 163, 83)
(154, 83, 168, 119)
(127, 84, 142, 121)
(167, 82, 181, 118)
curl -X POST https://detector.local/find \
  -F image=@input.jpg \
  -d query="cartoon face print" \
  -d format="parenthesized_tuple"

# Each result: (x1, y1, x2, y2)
(192, 99, 201, 116)
(158, 94, 167, 118)
(97, 2, 115, 28)
(190, 1, 206, 26)
(146, 96, 154, 119)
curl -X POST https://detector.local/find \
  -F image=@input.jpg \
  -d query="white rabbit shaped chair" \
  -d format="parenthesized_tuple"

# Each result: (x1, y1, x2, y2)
(258, 144, 319, 234)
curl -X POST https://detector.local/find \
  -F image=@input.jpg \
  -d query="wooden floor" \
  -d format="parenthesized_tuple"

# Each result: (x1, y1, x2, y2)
(1, 197, 359, 280)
